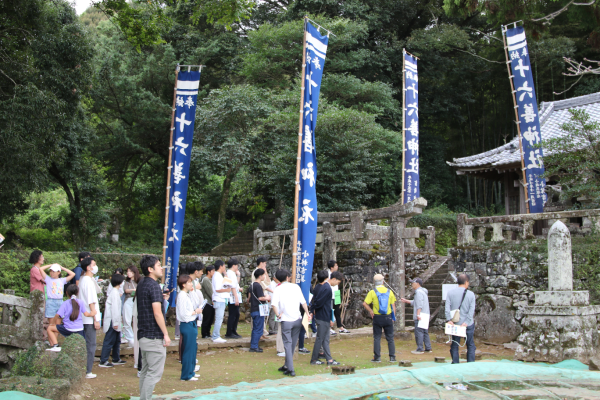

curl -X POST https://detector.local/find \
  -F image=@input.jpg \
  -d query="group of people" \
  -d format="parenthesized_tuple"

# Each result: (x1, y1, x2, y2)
(29, 248, 477, 400)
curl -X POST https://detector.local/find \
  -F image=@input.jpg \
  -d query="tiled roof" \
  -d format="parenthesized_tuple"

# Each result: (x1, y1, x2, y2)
(447, 92, 600, 171)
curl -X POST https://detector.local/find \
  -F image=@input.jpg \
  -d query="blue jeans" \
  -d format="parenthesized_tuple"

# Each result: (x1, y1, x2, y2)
(100, 323, 121, 363)
(211, 301, 226, 340)
(250, 311, 264, 349)
(450, 323, 476, 363)
(180, 321, 198, 380)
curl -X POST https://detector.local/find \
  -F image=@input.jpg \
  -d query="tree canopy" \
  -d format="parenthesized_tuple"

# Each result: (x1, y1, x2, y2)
(1, 0, 599, 253)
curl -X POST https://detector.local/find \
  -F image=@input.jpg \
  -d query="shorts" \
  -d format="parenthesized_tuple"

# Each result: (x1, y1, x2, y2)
(56, 324, 84, 338)
(45, 298, 63, 318)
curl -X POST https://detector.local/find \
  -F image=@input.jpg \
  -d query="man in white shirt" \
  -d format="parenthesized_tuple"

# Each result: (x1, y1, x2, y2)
(271, 269, 309, 377)
(211, 260, 230, 343)
(78, 257, 102, 379)
(225, 258, 243, 339)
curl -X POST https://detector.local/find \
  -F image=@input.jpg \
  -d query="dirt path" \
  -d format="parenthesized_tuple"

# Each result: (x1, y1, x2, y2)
(85, 325, 514, 400)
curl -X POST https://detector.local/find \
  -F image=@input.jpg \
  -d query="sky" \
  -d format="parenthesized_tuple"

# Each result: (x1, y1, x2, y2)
(72, 0, 94, 15)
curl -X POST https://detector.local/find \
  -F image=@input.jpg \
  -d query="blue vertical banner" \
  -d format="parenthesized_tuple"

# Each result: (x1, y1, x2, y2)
(296, 22, 328, 301)
(504, 26, 547, 213)
(403, 50, 420, 203)
(164, 69, 201, 304)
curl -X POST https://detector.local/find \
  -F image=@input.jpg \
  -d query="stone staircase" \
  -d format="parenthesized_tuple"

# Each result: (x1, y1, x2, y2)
(207, 230, 254, 256)
(405, 256, 450, 328)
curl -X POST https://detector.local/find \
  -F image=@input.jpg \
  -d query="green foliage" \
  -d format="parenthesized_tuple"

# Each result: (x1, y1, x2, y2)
(94, 1, 171, 51)
(542, 110, 600, 206)
(79, 5, 109, 30)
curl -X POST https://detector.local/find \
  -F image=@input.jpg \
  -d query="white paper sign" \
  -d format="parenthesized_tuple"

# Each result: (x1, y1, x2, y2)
(442, 284, 458, 301)
(445, 323, 466, 338)
(417, 313, 430, 330)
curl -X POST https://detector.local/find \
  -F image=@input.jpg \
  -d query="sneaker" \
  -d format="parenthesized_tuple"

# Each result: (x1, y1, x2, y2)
(46, 345, 61, 352)
(99, 361, 114, 368)
(137, 371, 141, 378)
(425, 349, 433, 353)
(212, 338, 227, 343)
(112, 359, 126, 365)
(390, 356, 397, 362)
(249, 348, 263, 353)
(371, 357, 381, 363)
(133, 364, 137, 369)
(182, 377, 198, 381)
(278, 365, 288, 372)
(86, 373, 97, 379)
(277, 352, 286, 357)
(175, 335, 180, 340)
(194, 374, 200, 377)
(120, 338, 128, 344)
(310, 360, 324, 365)
(194, 365, 200, 372)
(318, 353, 326, 359)
(339, 328, 350, 334)
(329, 329, 337, 335)
(411, 350, 424, 355)
(298, 348, 310, 354)
(327, 360, 340, 366)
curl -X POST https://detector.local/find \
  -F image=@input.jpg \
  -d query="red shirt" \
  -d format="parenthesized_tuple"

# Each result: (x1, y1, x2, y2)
(30, 266, 45, 293)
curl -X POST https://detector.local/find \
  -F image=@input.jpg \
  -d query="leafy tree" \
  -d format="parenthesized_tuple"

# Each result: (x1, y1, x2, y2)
(193, 85, 273, 242)
(542, 109, 600, 205)
(0, 0, 106, 247)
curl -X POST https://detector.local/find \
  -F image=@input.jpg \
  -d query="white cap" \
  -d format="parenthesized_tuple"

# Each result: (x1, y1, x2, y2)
(49, 264, 61, 272)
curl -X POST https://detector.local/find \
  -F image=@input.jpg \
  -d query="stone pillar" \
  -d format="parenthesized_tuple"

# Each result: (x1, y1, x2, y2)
(425, 226, 435, 253)
(350, 212, 364, 248)
(491, 223, 504, 241)
(322, 221, 337, 269)
(476, 227, 486, 242)
(521, 220, 534, 240)
(548, 221, 572, 291)
(457, 213, 467, 245)
(253, 229, 261, 252)
(390, 215, 406, 330)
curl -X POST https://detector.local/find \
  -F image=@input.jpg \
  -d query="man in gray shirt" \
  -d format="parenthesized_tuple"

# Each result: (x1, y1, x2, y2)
(401, 278, 431, 354)
(445, 274, 476, 363)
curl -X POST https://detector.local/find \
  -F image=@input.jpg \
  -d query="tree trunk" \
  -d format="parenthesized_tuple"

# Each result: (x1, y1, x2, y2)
(48, 163, 84, 247)
(217, 164, 240, 243)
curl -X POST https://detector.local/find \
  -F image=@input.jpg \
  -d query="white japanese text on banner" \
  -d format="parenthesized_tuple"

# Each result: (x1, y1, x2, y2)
(297, 22, 328, 301)
(504, 26, 547, 212)
(165, 70, 200, 304)
(403, 51, 419, 203)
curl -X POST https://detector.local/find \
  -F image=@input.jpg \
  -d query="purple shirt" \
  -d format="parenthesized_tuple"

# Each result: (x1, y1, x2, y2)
(57, 299, 86, 332)
(44, 276, 67, 299)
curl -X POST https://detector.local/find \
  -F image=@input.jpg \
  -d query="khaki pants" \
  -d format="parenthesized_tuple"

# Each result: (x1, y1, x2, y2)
(139, 338, 166, 400)
(276, 321, 284, 353)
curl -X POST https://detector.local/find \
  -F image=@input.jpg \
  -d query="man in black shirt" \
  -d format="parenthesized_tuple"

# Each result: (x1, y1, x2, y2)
(249, 269, 270, 352)
(310, 270, 343, 366)
(137, 255, 171, 400)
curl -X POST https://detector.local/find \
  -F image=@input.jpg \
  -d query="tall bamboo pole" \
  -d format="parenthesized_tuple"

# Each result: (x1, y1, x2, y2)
(501, 24, 530, 214)
(162, 66, 180, 267)
(292, 18, 309, 283)
(401, 50, 406, 205)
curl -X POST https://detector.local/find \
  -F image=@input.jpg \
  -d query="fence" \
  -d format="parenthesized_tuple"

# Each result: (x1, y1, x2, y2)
(457, 209, 600, 246)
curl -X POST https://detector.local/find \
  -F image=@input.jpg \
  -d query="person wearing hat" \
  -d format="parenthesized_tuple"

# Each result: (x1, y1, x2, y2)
(39, 263, 76, 321)
(362, 273, 396, 362)
(401, 278, 432, 355)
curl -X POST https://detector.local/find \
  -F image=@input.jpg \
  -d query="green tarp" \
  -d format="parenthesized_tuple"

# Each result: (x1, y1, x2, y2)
(136, 359, 600, 400)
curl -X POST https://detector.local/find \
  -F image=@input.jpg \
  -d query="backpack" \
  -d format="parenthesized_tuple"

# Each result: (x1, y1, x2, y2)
(375, 288, 391, 315)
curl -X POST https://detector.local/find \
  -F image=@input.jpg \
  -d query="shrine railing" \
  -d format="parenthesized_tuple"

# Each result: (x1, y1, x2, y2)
(457, 208, 600, 245)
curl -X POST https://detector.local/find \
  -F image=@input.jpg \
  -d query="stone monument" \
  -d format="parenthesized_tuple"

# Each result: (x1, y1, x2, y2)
(515, 221, 600, 363)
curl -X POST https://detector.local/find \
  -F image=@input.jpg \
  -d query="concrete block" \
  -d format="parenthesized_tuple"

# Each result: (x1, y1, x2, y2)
(534, 291, 590, 306)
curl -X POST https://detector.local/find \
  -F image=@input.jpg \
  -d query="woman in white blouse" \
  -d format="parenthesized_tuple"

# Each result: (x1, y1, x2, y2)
(176, 274, 202, 381)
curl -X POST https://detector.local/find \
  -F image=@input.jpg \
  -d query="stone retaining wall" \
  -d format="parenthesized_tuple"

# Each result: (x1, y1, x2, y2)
(439, 243, 599, 343)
